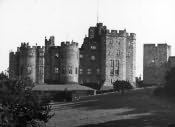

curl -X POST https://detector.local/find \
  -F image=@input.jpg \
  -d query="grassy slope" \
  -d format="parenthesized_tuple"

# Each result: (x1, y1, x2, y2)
(47, 87, 175, 127)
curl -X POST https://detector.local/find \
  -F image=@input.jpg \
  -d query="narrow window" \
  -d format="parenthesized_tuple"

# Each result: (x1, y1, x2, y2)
(96, 68, 100, 74)
(87, 69, 91, 75)
(80, 54, 83, 58)
(91, 46, 96, 50)
(55, 67, 59, 73)
(55, 53, 59, 58)
(68, 66, 72, 74)
(75, 67, 78, 74)
(110, 69, 114, 75)
(80, 68, 83, 74)
(115, 60, 119, 67)
(91, 56, 95, 60)
(110, 60, 114, 67)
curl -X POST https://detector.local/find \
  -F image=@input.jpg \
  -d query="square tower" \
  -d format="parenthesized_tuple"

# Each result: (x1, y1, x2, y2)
(143, 43, 171, 85)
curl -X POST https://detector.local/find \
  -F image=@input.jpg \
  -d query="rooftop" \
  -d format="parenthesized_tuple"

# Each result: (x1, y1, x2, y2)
(32, 84, 95, 91)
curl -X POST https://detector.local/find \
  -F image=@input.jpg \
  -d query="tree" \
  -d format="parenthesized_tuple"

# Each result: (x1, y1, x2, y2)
(0, 72, 8, 81)
(0, 79, 54, 127)
(164, 67, 175, 96)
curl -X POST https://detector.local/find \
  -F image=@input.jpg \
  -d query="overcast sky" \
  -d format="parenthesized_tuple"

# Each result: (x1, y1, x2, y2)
(0, 0, 175, 77)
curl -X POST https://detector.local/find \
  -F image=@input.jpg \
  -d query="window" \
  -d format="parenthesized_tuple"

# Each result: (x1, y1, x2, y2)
(39, 58, 44, 65)
(87, 69, 91, 75)
(55, 53, 59, 58)
(39, 53, 44, 57)
(91, 56, 95, 60)
(27, 66, 32, 74)
(115, 60, 119, 67)
(55, 67, 59, 73)
(80, 68, 83, 74)
(75, 67, 78, 74)
(111, 79, 113, 84)
(96, 68, 100, 74)
(115, 69, 119, 75)
(29, 52, 33, 57)
(80, 54, 83, 58)
(91, 46, 96, 50)
(116, 50, 120, 56)
(110, 69, 114, 75)
(62, 67, 66, 74)
(126, 53, 130, 57)
(110, 60, 114, 67)
(68, 66, 72, 74)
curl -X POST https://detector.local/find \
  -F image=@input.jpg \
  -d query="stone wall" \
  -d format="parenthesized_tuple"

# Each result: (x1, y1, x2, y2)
(143, 43, 171, 85)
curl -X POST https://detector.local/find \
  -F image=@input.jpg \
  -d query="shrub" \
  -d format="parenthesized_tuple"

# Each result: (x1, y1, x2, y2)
(0, 79, 54, 127)
(113, 80, 133, 93)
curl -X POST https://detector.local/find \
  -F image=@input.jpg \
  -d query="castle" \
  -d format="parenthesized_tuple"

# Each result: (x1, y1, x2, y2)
(143, 43, 175, 85)
(9, 23, 136, 87)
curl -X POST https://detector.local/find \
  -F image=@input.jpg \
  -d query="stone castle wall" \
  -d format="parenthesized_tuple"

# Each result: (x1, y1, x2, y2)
(143, 43, 171, 85)
(9, 23, 136, 86)
(80, 23, 136, 86)
(60, 41, 79, 84)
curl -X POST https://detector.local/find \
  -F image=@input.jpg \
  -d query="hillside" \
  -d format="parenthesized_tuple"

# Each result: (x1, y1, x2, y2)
(47, 87, 175, 127)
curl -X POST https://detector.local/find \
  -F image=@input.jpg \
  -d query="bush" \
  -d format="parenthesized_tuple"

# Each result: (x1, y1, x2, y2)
(0, 79, 54, 127)
(153, 67, 175, 97)
(113, 80, 133, 94)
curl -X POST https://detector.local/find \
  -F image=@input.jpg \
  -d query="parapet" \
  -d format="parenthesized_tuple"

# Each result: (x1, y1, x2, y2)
(61, 41, 78, 48)
(106, 29, 128, 37)
(157, 43, 169, 47)
(106, 29, 118, 36)
(144, 44, 156, 47)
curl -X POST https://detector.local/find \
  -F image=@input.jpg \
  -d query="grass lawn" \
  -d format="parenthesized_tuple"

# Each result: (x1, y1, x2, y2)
(47, 87, 175, 127)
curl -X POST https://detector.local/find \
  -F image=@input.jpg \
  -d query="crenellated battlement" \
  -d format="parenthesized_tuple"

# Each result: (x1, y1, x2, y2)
(106, 29, 131, 37)
(61, 41, 78, 48)
(144, 43, 169, 48)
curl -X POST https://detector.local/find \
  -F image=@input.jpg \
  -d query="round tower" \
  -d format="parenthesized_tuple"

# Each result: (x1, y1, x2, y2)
(60, 41, 79, 84)
(19, 43, 37, 83)
(26, 46, 37, 82)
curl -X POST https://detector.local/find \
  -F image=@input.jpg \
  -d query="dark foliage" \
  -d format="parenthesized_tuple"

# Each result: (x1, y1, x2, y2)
(113, 80, 133, 94)
(154, 67, 175, 96)
(0, 79, 54, 127)
(0, 72, 8, 81)
(164, 67, 175, 96)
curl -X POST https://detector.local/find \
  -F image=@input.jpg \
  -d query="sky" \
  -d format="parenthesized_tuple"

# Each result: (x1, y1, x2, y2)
(0, 0, 175, 77)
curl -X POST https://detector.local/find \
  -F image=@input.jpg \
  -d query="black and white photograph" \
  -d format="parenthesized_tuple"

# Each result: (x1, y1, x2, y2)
(0, 0, 175, 126)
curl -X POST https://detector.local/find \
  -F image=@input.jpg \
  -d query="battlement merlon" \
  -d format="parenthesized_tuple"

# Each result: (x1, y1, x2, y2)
(129, 33, 136, 40)
(9, 51, 15, 56)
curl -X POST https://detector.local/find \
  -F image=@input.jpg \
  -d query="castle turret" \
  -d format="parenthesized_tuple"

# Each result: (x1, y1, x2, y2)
(18, 44, 37, 82)
(36, 46, 45, 84)
(60, 41, 79, 84)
